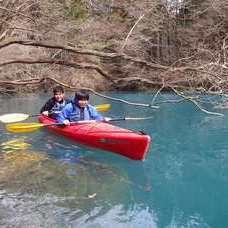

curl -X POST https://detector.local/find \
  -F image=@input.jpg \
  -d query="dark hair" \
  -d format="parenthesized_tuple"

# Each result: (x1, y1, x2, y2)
(53, 86, 64, 94)
(75, 90, 89, 101)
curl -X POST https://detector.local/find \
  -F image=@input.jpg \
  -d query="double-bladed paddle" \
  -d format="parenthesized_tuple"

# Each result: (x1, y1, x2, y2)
(6, 116, 153, 133)
(0, 104, 111, 123)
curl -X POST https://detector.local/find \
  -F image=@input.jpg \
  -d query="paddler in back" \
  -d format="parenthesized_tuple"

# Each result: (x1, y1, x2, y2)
(40, 86, 70, 120)
(57, 89, 104, 125)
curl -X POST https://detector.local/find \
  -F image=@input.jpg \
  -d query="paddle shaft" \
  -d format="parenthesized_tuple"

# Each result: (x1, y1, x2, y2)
(108, 118, 127, 121)
(6, 116, 152, 132)
(42, 118, 149, 126)
(108, 117, 153, 121)
(0, 104, 110, 123)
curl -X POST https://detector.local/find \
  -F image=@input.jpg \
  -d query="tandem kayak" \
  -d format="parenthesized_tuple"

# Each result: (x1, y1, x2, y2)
(38, 115, 151, 160)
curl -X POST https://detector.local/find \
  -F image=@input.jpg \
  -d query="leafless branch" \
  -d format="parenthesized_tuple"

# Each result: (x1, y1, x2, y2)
(0, 40, 170, 71)
(0, 58, 114, 81)
(170, 87, 224, 116)
(121, 13, 145, 51)
(0, 76, 159, 109)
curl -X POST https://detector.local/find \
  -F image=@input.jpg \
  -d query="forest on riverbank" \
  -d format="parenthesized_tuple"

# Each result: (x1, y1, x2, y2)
(0, 0, 228, 98)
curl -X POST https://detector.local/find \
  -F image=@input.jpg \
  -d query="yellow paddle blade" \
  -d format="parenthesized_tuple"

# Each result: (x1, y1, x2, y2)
(125, 116, 153, 120)
(6, 123, 45, 133)
(94, 104, 111, 111)
(0, 113, 29, 123)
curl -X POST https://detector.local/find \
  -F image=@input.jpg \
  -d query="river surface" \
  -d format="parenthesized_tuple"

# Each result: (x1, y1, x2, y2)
(0, 93, 228, 228)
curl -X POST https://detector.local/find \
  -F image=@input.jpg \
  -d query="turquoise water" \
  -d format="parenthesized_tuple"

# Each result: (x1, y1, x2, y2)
(0, 93, 228, 227)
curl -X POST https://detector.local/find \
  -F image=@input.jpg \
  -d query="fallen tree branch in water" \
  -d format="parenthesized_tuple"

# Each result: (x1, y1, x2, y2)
(0, 76, 159, 109)
(0, 40, 226, 113)
(0, 75, 224, 114)
(170, 87, 224, 116)
(150, 79, 165, 105)
(45, 77, 159, 109)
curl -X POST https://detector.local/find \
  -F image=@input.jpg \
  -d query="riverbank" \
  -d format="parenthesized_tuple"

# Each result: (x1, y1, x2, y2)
(1, 0, 228, 95)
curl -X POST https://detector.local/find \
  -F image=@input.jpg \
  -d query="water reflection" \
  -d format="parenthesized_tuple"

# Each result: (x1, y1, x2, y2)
(0, 136, 47, 165)
(0, 158, 150, 227)
(0, 133, 151, 227)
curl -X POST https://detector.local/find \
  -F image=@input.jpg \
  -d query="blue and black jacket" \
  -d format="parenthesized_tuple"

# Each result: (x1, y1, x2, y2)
(40, 97, 70, 120)
(56, 97, 104, 123)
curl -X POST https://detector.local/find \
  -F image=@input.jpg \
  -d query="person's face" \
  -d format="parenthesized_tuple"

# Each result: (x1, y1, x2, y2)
(54, 92, 64, 102)
(78, 99, 88, 108)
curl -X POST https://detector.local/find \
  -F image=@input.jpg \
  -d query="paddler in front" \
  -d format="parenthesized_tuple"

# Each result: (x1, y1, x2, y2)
(57, 89, 105, 125)
(40, 86, 70, 120)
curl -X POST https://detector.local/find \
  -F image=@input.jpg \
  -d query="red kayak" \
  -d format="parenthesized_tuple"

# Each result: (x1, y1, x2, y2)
(38, 115, 151, 160)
